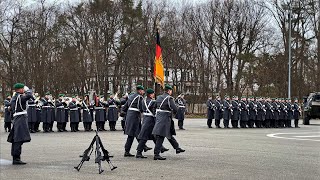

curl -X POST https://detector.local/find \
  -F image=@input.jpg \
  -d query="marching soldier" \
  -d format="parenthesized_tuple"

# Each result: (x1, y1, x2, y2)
(121, 85, 144, 157)
(248, 97, 257, 128)
(152, 85, 185, 160)
(8, 83, 33, 165)
(63, 97, 70, 132)
(293, 98, 301, 128)
(120, 94, 128, 131)
(94, 95, 107, 131)
(107, 95, 120, 131)
(214, 95, 223, 128)
(223, 96, 232, 128)
(206, 96, 214, 128)
(239, 96, 249, 128)
(82, 94, 93, 131)
(4, 94, 12, 132)
(55, 94, 66, 132)
(272, 98, 280, 128)
(136, 88, 156, 158)
(286, 98, 293, 128)
(231, 96, 240, 128)
(69, 97, 80, 132)
(175, 94, 187, 130)
(41, 92, 53, 133)
(27, 97, 37, 133)
(265, 97, 274, 128)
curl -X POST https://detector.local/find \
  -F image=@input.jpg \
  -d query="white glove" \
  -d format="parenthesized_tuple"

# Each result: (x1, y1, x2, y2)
(24, 86, 29, 92)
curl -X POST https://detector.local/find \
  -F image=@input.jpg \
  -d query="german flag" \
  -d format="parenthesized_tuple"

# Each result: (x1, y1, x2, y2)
(153, 29, 165, 88)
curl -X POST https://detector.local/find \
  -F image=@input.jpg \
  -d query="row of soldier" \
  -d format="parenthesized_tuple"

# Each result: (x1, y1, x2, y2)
(6, 83, 186, 162)
(4, 93, 129, 133)
(4, 91, 187, 135)
(206, 95, 301, 129)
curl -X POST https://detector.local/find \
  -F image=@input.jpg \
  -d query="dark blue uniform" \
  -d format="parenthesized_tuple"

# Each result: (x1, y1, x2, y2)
(214, 99, 223, 128)
(223, 100, 232, 128)
(4, 98, 12, 132)
(239, 101, 249, 128)
(248, 101, 257, 128)
(231, 100, 240, 128)
(206, 99, 214, 128)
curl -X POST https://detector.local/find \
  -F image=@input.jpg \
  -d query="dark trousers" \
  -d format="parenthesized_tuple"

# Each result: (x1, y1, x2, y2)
(265, 119, 271, 128)
(28, 122, 35, 132)
(248, 120, 255, 128)
(49, 121, 54, 131)
(240, 121, 247, 128)
(11, 142, 23, 158)
(96, 121, 104, 131)
(255, 121, 262, 128)
(62, 122, 67, 131)
(43, 122, 50, 132)
(125, 135, 137, 153)
(207, 119, 212, 127)
(286, 120, 292, 127)
(137, 139, 148, 152)
(215, 119, 221, 127)
(4, 122, 12, 132)
(231, 120, 238, 128)
(34, 122, 40, 131)
(154, 135, 179, 155)
(223, 119, 229, 128)
(83, 122, 92, 131)
(109, 121, 117, 130)
(70, 122, 77, 132)
(121, 120, 125, 131)
(279, 119, 285, 128)
(294, 119, 299, 127)
(57, 122, 62, 131)
(270, 119, 276, 128)
(178, 120, 184, 129)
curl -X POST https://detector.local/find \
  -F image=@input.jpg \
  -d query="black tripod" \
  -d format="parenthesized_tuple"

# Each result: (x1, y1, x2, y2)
(74, 130, 117, 174)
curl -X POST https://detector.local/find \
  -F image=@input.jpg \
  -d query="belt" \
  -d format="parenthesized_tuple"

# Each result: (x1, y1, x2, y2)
(70, 108, 78, 111)
(128, 107, 140, 112)
(95, 107, 104, 110)
(28, 104, 36, 107)
(109, 105, 117, 108)
(4, 107, 8, 109)
(57, 106, 64, 109)
(143, 112, 155, 117)
(42, 106, 51, 108)
(156, 109, 171, 113)
(13, 111, 27, 117)
(179, 106, 186, 108)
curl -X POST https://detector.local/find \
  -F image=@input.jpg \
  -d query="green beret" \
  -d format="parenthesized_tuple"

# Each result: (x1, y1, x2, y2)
(6, 93, 11, 97)
(84, 94, 89, 96)
(72, 96, 75, 98)
(164, 84, 173, 90)
(225, 95, 229, 98)
(241, 96, 246, 98)
(58, 94, 64, 97)
(13, 83, 25, 89)
(136, 85, 144, 90)
(146, 88, 154, 94)
(45, 92, 51, 95)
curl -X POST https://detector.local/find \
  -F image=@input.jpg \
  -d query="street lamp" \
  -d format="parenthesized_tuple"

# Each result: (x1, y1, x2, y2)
(288, 0, 292, 99)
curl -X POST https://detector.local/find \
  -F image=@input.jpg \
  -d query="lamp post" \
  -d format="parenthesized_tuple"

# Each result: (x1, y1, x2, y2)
(288, 0, 292, 99)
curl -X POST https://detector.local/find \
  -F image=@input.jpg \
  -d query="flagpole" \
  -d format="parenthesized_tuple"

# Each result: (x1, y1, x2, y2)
(154, 19, 160, 97)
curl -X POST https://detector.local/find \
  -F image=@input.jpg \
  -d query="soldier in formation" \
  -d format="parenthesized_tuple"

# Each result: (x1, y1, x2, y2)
(206, 96, 301, 129)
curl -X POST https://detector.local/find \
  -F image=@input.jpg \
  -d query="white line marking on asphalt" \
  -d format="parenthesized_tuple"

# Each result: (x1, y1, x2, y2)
(294, 135, 320, 138)
(267, 132, 320, 142)
(0, 159, 12, 165)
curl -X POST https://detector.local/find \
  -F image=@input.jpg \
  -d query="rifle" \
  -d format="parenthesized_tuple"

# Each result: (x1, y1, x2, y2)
(74, 131, 117, 174)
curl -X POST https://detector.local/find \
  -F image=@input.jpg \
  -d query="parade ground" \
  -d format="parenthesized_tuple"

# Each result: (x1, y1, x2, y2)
(1, 118, 320, 180)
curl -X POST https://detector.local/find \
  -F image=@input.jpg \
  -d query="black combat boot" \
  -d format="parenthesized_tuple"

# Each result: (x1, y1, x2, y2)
(12, 156, 27, 165)
(160, 147, 169, 153)
(124, 152, 135, 157)
(144, 146, 152, 152)
(154, 154, 166, 160)
(176, 148, 186, 154)
(136, 151, 147, 159)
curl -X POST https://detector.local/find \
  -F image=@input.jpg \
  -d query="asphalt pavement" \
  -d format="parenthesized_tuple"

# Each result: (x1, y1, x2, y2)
(1, 118, 320, 180)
